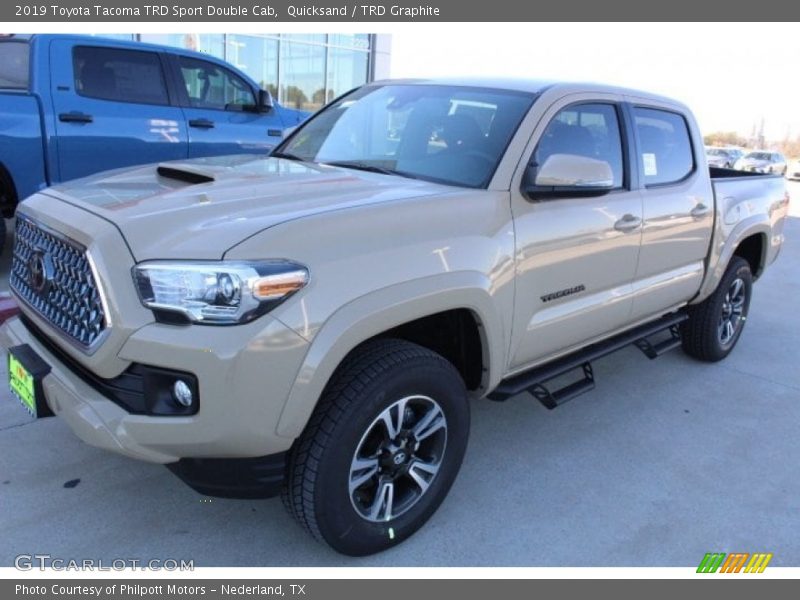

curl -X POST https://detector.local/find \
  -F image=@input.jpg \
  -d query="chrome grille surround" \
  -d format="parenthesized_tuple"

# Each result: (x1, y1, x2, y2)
(10, 215, 109, 351)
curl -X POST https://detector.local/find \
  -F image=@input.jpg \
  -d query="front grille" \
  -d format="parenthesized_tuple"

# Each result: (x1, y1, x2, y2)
(10, 216, 107, 349)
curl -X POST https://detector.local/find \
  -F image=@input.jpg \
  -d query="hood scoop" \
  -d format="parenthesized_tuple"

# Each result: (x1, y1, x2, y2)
(156, 164, 216, 185)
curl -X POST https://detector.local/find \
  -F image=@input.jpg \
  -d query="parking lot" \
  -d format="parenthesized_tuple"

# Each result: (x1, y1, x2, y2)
(0, 183, 798, 567)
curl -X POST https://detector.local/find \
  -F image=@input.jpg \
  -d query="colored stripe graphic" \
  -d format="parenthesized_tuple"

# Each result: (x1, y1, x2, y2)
(697, 553, 726, 573)
(697, 552, 773, 573)
(744, 553, 773, 573)
(719, 553, 749, 573)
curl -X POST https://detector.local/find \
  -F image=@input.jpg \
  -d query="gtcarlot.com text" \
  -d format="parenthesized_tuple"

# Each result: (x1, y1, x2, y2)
(14, 554, 194, 571)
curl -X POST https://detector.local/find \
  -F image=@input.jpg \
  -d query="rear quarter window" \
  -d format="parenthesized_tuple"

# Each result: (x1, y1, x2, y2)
(0, 41, 29, 90)
(633, 107, 694, 186)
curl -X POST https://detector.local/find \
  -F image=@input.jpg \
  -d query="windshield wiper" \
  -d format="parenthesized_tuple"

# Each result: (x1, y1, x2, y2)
(271, 150, 307, 162)
(324, 161, 418, 180)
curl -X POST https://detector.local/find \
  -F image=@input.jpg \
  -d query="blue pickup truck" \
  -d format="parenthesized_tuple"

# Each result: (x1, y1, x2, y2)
(0, 34, 309, 251)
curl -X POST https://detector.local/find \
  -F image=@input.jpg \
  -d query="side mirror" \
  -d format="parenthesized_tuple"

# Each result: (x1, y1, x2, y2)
(258, 89, 274, 113)
(525, 153, 615, 200)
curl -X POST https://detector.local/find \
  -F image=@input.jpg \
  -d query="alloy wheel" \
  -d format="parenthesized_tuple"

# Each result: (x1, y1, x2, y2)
(349, 395, 447, 522)
(718, 277, 747, 346)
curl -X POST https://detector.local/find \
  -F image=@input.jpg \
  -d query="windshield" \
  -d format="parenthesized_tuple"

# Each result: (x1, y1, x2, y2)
(0, 41, 29, 90)
(276, 84, 536, 188)
(746, 152, 772, 160)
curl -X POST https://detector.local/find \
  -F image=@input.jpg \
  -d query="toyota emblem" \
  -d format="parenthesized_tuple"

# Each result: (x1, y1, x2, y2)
(28, 250, 53, 295)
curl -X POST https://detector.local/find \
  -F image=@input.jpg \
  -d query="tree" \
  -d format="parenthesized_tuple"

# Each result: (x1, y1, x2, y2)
(703, 131, 747, 148)
(312, 88, 326, 106)
(283, 86, 308, 109)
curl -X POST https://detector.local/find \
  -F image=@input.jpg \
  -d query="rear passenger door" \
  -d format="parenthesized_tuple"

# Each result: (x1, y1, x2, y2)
(50, 41, 188, 182)
(169, 55, 285, 158)
(626, 102, 714, 321)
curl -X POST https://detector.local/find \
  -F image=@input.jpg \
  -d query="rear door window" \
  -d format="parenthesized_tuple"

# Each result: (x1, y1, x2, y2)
(73, 46, 169, 105)
(0, 41, 29, 90)
(633, 107, 694, 186)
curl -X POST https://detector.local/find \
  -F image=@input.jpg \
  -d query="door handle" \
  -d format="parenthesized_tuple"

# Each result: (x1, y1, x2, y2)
(614, 214, 642, 232)
(58, 112, 93, 123)
(690, 203, 711, 218)
(188, 118, 215, 129)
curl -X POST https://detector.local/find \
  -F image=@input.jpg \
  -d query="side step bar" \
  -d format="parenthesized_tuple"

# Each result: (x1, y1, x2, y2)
(488, 311, 689, 408)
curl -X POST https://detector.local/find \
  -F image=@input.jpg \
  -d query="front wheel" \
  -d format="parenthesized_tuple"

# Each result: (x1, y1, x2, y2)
(681, 257, 752, 362)
(283, 339, 470, 556)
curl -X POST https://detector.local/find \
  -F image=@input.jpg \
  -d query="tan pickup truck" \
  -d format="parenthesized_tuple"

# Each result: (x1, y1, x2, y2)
(1, 78, 790, 556)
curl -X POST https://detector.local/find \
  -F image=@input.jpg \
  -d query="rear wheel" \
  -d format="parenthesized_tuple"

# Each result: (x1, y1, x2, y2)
(283, 339, 470, 556)
(681, 257, 752, 362)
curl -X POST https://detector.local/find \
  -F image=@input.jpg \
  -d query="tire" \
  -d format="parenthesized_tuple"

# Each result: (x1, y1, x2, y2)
(681, 256, 752, 362)
(0, 168, 14, 256)
(282, 338, 470, 556)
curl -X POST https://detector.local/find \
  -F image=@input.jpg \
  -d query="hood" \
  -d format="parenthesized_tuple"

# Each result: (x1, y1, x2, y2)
(43, 155, 454, 261)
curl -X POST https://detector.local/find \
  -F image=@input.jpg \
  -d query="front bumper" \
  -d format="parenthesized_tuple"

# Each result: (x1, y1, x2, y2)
(1, 311, 310, 464)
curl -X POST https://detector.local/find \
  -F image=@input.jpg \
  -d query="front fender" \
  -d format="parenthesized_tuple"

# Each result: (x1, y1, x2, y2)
(274, 271, 507, 438)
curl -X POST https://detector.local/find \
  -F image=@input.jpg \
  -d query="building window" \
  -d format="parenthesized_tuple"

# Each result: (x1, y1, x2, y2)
(282, 34, 328, 44)
(225, 34, 279, 97)
(121, 33, 376, 109)
(139, 34, 225, 59)
(279, 40, 327, 111)
(326, 47, 369, 102)
(328, 34, 371, 50)
(91, 34, 136, 42)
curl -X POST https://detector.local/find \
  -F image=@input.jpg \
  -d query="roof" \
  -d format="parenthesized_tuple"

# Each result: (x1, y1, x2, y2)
(13, 33, 226, 65)
(13, 33, 260, 89)
(369, 76, 686, 107)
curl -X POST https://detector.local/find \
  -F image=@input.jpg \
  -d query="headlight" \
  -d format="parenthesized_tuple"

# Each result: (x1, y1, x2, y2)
(133, 260, 308, 325)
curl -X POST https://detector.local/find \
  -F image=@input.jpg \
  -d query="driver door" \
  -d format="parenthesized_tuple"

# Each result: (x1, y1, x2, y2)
(508, 95, 644, 371)
(169, 55, 284, 158)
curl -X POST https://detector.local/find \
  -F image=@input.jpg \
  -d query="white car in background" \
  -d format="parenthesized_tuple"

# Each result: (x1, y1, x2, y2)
(734, 150, 787, 175)
(785, 158, 800, 180)
(705, 147, 743, 169)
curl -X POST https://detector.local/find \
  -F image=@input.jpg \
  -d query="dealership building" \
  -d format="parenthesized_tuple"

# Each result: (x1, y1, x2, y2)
(97, 33, 392, 111)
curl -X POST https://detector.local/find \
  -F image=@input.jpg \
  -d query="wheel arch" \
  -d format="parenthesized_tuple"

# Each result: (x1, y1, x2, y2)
(0, 162, 19, 218)
(275, 272, 507, 439)
(694, 216, 771, 303)
(732, 232, 767, 279)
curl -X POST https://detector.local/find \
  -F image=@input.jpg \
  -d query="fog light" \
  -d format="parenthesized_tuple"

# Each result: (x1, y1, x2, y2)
(173, 380, 194, 407)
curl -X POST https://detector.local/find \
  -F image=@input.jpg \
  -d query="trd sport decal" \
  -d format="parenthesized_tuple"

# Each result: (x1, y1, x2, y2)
(540, 285, 586, 303)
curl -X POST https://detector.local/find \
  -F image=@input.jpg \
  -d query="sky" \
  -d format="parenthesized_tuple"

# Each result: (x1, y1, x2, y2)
(389, 22, 800, 141)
